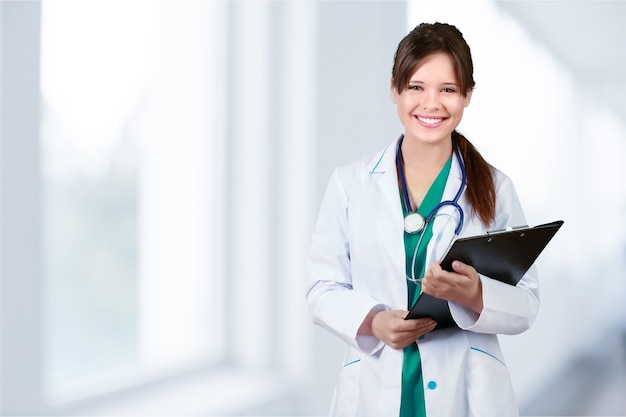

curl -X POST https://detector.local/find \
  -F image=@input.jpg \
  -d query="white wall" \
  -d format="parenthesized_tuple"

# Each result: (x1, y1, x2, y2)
(0, 2, 45, 414)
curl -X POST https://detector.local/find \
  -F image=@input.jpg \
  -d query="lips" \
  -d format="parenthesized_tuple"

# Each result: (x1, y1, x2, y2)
(415, 115, 445, 126)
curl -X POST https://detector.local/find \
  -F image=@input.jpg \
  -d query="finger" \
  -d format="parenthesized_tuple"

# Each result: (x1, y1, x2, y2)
(452, 261, 479, 282)
(403, 317, 435, 330)
(419, 319, 437, 332)
(421, 268, 442, 293)
(424, 320, 437, 332)
(413, 319, 437, 337)
(416, 318, 436, 328)
(430, 261, 443, 274)
(427, 262, 450, 284)
(452, 260, 471, 274)
(393, 310, 411, 319)
(421, 276, 437, 296)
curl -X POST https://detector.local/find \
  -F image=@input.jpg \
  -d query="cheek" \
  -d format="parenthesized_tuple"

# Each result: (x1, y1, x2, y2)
(395, 99, 412, 116)
(451, 102, 466, 119)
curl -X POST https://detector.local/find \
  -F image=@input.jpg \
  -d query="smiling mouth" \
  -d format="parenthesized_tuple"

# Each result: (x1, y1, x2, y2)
(416, 116, 444, 125)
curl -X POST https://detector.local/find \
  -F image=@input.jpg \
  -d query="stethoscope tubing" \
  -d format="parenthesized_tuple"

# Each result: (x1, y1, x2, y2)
(396, 135, 467, 282)
(396, 135, 466, 236)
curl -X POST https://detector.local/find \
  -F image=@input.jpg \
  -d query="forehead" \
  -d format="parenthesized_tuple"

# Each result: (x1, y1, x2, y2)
(409, 52, 458, 82)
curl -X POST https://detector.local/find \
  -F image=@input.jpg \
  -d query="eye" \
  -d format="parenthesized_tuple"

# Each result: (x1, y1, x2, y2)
(408, 85, 423, 91)
(442, 87, 457, 93)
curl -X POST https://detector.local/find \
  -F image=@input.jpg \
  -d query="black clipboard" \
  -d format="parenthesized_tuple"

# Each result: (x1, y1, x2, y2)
(405, 220, 564, 328)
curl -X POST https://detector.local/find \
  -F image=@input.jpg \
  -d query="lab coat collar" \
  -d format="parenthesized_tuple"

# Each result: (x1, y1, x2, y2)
(366, 136, 400, 174)
(365, 135, 469, 264)
(365, 136, 403, 226)
(364, 135, 466, 200)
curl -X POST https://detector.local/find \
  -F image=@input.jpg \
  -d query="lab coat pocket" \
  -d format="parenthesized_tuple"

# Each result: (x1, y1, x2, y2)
(466, 347, 518, 417)
(329, 355, 363, 417)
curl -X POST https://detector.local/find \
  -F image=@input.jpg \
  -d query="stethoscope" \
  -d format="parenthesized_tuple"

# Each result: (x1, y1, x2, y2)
(396, 135, 466, 282)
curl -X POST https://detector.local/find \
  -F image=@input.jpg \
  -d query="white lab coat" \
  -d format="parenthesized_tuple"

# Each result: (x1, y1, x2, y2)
(306, 136, 539, 417)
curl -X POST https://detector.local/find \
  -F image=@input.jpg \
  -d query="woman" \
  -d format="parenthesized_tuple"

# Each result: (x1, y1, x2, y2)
(306, 23, 539, 417)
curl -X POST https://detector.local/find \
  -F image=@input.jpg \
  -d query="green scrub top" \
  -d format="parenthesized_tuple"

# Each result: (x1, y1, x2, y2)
(399, 156, 452, 417)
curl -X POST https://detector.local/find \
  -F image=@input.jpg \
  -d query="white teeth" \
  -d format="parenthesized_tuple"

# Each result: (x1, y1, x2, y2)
(418, 116, 443, 124)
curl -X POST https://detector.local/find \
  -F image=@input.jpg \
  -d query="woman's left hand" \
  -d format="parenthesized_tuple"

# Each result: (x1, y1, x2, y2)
(421, 260, 483, 314)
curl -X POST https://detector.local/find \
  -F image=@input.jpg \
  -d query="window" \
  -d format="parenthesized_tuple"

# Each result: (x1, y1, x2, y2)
(41, 0, 226, 401)
(3, 0, 320, 414)
(37, 0, 317, 412)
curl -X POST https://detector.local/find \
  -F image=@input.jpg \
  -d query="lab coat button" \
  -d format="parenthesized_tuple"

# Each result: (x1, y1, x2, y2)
(427, 381, 437, 390)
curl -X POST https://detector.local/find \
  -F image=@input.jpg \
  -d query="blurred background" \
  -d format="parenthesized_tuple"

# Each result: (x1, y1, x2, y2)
(0, 0, 624, 415)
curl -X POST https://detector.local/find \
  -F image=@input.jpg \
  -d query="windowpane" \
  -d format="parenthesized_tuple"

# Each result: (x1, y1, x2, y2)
(41, 0, 224, 399)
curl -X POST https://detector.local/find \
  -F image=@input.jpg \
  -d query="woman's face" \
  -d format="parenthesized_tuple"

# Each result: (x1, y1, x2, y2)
(392, 52, 472, 146)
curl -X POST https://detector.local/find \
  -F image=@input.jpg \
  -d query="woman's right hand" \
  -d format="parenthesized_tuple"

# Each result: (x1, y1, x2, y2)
(370, 310, 436, 349)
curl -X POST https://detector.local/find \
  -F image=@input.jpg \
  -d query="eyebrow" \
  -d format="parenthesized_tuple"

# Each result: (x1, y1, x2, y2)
(408, 80, 460, 87)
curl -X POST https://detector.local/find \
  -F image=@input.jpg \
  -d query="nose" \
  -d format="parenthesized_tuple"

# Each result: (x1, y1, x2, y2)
(422, 89, 440, 110)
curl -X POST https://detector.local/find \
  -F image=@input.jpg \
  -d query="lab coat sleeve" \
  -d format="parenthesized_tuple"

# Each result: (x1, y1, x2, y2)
(449, 173, 540, 335)
(306, 167, 386, 355)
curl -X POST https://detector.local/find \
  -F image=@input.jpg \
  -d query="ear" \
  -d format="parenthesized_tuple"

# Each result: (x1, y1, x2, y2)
(463, 88, 473, 107)
(390, 79, 398, 104)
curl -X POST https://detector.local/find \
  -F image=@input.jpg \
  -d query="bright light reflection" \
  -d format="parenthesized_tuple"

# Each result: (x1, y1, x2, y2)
(40, 0, 158, 179)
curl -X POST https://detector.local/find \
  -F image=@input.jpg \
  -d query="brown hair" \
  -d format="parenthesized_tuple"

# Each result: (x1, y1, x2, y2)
(392, 23, 496, 227)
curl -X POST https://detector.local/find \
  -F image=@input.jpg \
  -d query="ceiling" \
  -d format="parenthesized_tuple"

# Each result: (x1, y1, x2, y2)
(496, 0, 626, 119)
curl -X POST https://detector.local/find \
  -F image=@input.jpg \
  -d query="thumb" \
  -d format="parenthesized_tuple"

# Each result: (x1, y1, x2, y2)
(452, 260, 468, 272)
(394, 310, 411, 319)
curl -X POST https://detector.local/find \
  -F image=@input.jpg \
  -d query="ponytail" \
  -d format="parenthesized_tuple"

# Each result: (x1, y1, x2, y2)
(453, 131, 496, 228)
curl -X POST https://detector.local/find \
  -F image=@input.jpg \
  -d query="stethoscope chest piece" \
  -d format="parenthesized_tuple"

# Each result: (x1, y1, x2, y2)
(404, 212, 425, 234)
(396, 134, 467, 238)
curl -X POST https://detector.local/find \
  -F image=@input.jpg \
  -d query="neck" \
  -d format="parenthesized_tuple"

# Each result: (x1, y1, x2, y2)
(400, 135, 453, 170)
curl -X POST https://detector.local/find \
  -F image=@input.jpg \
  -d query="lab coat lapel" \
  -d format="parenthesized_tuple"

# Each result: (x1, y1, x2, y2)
(366, 139, 403, 229)
(364, 138, 406, 308)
